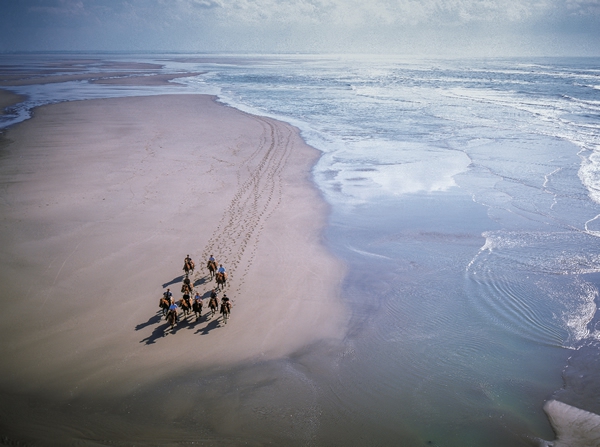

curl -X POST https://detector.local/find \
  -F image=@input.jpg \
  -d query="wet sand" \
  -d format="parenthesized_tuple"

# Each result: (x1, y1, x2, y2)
(0, 94, 347, 444)
(0, 89, 25, 114)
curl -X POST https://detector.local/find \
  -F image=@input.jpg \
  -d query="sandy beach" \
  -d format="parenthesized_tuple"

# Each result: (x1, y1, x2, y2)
(0, 93, 347, 443)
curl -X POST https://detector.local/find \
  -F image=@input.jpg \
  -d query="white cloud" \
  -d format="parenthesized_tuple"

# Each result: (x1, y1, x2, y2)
(27, 0, 87, 16)
(170, 0, 555, 25)
(566, 0, 600, 15)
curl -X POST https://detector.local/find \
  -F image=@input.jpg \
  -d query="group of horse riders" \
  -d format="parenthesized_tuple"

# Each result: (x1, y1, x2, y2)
(160, 254, 232, 329)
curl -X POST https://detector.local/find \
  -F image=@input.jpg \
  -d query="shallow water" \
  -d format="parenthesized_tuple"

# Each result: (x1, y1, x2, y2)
(1, 54, 600, 445)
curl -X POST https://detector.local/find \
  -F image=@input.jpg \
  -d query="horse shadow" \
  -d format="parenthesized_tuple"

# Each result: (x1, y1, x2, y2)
(195, 317, 221, 335)
(140, 322, 171, 345)
(168, 315, 194, 334)
(162, 275, 184, 288)
(200, 290, 214, 299)
(194, 277, 208, 287)
(135, 313, 163, 331)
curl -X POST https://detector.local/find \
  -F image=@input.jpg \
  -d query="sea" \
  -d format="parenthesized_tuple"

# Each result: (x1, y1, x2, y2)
(1, 54, 600, 446)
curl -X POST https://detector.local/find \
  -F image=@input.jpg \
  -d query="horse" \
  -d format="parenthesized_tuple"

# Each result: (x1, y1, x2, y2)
(208, 297, 218, 319)
(179, 297, 192, 318)
(215, 271, 227, 290)
(193, 299, 203, 321)
(166, 308, 178, 330)
(181, 282, 193, 294)
(207, 260, 217, 279)
(159, 297, 170, 317)
(183, 259, 195, 276)
(220, 300, 231, 325)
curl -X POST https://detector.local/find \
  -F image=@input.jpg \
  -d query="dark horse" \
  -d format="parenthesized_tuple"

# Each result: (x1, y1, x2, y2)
(220, 300, 231, 325)
(159, 297, 170, 317)
(181, 281, 193, 294)
(207, 260, 217, 279)
(208, 296, 218, 319)
(215, 272, 227, 290)
(193, 298, 203, 321)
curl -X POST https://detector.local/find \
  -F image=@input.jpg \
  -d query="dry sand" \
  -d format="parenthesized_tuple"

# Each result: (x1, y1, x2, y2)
(0, 94, 348, 402)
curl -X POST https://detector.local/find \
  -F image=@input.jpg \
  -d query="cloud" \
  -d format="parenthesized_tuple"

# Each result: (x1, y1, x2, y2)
(27, 0, 86, 16)
(168, 0, 557, 25)
(0, 0, 598, 55)
(565, 0, 600, 15)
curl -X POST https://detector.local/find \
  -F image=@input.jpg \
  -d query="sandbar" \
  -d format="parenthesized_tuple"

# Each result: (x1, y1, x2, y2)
(0, 94, 347, 404)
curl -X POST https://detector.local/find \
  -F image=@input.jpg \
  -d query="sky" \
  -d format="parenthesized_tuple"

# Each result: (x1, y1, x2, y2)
(1, 0, 599, 56)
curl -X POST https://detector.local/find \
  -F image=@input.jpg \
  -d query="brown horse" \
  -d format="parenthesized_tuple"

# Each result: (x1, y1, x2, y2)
(159, 297, 170, 317)
(183, 258, 195, 276)
(215, 272, 227, 290)
(181, 282, 193, 294)
(208, 297, 218, 319)
(179, 297, 192, 318)
(192, 298, 203, 321)
(166, 308, 178, 330)
(207, 260, 218, 279)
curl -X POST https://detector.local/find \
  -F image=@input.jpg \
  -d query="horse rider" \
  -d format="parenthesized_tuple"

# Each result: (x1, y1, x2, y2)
(183, 291, 191, 307)
(221, 294, 231, 314)
(210, 288, 218, 300)
(217, 264, 226, 275)
(194, 292, 202, 303)
(181, 276, 193, 294)
(163, 288, 172, 302)
(184, 254, 195, 271)
(208, 254, 215, 263)
(168, 302, 179, 322)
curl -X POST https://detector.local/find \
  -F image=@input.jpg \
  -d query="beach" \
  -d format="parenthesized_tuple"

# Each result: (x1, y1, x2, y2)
(2, 54, 599, 446)
(0, 92, 347, 444)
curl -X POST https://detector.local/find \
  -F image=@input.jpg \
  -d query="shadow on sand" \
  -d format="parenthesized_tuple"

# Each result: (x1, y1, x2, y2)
(195, 317, 221, 335)
(162, 275, 185, 288)
(139, 319, 171, 345)
(135, 313, 163, 331)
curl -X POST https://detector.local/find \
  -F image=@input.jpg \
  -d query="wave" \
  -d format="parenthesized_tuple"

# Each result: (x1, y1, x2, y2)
(466, 231, 600, 348)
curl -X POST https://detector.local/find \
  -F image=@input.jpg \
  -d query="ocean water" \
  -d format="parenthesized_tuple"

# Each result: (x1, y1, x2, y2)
(2, 54, 600, 445)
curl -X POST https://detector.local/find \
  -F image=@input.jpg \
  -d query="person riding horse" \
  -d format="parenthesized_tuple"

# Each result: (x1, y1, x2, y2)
(220, 295, 231, 314)
(193, 292, 203, 321)
(183, 255, 195, 274)
(216, 264, 227, 279)
(159, 296, 170, 317)
(181, 276, 193, 294)
(167, 302, 179, 323)
(206, 255, 218, 278)
(208, 291, 219, 318)
(182, 292, 192, 307)
(220, 295, 232, 324)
